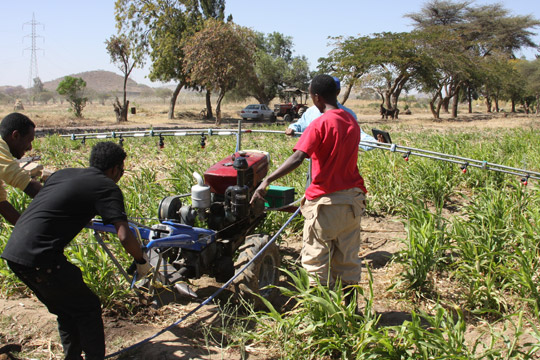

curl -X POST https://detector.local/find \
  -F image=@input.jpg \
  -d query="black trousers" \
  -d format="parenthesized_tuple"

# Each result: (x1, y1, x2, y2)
(8, 259, 105, 360)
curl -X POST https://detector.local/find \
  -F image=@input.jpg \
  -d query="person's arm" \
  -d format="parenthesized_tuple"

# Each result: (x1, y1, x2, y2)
(0, 201, 21, 225)
(359, 129, 377, 151)
(251, 150, 308, 203)
(287, 120, 303, 134)
(113, 220, 145, 263)
(286, 107, 317, 135)
(23, 180, 42, 198)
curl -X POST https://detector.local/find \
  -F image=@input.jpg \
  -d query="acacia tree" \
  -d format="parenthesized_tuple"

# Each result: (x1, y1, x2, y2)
(319, 35, 371, 105)
(407, 0, 540, 118)
(56, 76, 87, 118)
(183, 19, 255, 125)
(319, 32, 432, 109)
(105, 35, 138, 122)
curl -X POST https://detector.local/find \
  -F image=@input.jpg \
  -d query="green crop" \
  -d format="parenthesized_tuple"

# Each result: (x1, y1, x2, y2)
(1, 125, 540, 357)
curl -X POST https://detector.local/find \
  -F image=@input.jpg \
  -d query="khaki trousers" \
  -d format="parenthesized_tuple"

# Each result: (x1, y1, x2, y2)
(300, 188, 365, 287)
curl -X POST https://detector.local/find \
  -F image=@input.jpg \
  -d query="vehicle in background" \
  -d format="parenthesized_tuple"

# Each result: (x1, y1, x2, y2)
(273, 88, 309, 122)
(239, 104, 276, 121)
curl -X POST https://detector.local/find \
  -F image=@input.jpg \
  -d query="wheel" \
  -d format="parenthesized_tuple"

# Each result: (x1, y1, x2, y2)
(298, 106, 308, 117)
(283, 113, 292, 122)
(158, 195, 183, 222)
(233, 234, 280, 308)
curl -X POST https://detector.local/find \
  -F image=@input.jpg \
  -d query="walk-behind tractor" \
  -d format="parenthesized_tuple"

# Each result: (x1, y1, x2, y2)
(88, 147, 292, 307)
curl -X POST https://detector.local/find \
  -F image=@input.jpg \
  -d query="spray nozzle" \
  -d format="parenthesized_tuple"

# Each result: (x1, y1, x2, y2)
(403, 151, 411, 162)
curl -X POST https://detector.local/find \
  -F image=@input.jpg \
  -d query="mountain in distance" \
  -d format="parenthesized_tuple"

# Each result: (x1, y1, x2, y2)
(42, 70, 155, 95)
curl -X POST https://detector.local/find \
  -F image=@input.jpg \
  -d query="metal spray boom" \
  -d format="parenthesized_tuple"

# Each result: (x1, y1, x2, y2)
(359, 140, 540, 184)
(63, 124, 540, 185)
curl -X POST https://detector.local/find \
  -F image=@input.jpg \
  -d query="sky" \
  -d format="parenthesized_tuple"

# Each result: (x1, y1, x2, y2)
(1, 0, 539, 88)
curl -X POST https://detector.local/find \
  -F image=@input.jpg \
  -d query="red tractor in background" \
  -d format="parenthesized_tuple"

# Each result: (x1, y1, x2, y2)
(273, 88, 309, 122)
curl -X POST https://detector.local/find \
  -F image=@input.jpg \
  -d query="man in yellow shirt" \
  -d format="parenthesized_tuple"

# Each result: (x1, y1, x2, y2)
(0, 113, 42, 224)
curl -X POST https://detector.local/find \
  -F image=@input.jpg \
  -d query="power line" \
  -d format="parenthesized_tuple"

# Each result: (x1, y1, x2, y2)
(23, 13, 44, 89)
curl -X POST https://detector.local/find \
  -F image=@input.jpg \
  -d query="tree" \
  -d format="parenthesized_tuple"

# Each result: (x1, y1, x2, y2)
(407, 0, 540, 118)
(105, 35, 138, 122)
(36, 90, 54, 104)
(56, 76, 87, 118)
(283, 55, 311, 93)
(319, 35, 372, 105)
(155, 87, 173, 103)
(234, 32, 310, 105)
(497, 59, 526, 113)
(32, 77, 44, 94)
(114, 0, 229, 120)
(31, 77, 51, 105)
(183, 19, 255, 125)
(517, 58, 540, 114)
(320, 32, 432, 109)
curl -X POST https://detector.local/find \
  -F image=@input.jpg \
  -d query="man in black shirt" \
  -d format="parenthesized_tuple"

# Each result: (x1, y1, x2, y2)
(1, 141, 148, 360)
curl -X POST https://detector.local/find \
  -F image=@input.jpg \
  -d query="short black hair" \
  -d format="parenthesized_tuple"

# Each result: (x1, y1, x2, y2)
(0, 113, 36, 140)
(309, 74, 337, 103)
(90, 141, 126, 171)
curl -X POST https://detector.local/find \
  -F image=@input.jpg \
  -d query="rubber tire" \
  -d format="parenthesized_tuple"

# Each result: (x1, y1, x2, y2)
(283, 113, 292, 122)
(233, 234, 280, 309)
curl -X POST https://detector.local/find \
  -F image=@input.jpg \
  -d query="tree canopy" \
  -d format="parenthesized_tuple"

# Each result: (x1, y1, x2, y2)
(233, 32, 310, 105)
(320, 0, 539, 118)
(183, 18, 255, 125)
(114, 0, 231, 119)
(56, 76, 88, 118)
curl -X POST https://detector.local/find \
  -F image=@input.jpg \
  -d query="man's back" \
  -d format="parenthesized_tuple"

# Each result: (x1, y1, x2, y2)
(293, 108, 366, 200)
(2, 167, 126, 267)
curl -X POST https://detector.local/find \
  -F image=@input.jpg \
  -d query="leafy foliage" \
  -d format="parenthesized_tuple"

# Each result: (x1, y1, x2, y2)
(56, 76, 88, 118)
(234, 32, 310, 105)
(183, 19, 256, 125)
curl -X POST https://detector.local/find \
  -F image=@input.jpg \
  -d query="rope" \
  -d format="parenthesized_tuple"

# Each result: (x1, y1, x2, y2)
(104, 206, 301, 358)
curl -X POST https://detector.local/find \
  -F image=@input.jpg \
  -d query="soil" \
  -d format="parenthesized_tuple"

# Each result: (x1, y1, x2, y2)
(1, 110, 539, 359)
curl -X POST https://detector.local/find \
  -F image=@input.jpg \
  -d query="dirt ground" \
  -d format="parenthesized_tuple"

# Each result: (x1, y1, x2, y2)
(0, 216, 405, 360)
(1, 107, 539, 359)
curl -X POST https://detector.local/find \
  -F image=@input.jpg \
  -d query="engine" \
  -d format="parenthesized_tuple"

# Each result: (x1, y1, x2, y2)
(154, 150, 269, 282)
(158, 150, 269, 231)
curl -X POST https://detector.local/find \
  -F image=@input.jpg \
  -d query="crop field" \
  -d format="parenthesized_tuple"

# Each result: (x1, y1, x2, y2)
(1, 99, 540, 359)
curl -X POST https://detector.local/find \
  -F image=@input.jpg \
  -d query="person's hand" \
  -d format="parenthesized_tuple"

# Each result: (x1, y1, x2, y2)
(40, 169, 53, 183)
(29, 164, 43, 179)
(134, 253, 152, 280)
(251, 180, 269, 204)
(285, 128, 295, 136)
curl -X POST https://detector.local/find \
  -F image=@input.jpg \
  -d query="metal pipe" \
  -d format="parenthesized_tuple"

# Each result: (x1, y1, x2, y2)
(360, 140, 540, 180)
(65, 128, 539, 182)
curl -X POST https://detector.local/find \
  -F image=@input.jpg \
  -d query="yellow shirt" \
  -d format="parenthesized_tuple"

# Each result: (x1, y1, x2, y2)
(0, 138, 31, 202)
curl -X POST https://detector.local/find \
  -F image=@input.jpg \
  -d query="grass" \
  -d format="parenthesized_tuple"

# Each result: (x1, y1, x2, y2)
(1, 105, 540, 357)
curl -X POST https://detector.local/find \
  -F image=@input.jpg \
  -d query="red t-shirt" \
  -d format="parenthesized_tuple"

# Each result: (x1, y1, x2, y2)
(293, 108, 367, 200)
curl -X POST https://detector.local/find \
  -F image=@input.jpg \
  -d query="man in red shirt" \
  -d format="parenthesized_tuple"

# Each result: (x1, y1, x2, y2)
(251, 74, 366, 291)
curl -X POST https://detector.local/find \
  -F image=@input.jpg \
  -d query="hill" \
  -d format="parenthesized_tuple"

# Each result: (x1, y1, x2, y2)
(43, 70, 154, 95)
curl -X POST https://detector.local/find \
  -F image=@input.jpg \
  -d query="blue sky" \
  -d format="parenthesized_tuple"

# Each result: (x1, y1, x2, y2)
(1, 0, 538, 88)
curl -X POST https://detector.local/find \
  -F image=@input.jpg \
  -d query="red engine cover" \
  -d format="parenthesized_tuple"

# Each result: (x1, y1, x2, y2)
(204, 151, 269, 195)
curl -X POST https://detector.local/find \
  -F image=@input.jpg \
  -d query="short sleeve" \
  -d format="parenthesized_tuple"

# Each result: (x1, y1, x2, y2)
(95, 186, 128, 224)
(293, 122, 321, 157)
